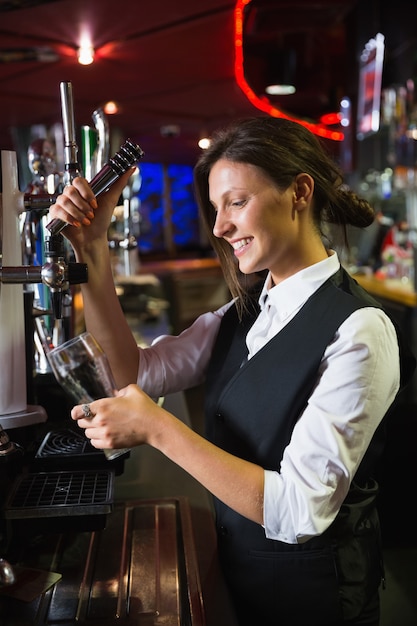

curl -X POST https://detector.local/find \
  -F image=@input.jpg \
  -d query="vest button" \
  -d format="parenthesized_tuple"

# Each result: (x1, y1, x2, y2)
(219, 525, 228, 536)
(215, 413, 225, 423)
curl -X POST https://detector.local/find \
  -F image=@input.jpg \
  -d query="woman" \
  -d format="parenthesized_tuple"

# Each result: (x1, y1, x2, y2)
(49, 117, 415, 625)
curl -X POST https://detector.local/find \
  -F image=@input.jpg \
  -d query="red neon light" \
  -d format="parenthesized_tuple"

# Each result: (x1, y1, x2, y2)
(234, 0, 344, 142)
(320, 112, 342, 126)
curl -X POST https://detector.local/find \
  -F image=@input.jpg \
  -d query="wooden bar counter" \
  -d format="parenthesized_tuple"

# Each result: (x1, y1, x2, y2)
(352, 272, 417, 308)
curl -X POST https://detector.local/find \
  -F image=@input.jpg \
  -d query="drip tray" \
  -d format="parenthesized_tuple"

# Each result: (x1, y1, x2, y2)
(4, 470, 114, 533)
(32, 428, 128, 474)
(35, 428, 104, 464)
(0, 498, 206, 626)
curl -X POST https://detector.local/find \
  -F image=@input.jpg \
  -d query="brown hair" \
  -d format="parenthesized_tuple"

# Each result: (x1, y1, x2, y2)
(194, 116, 374, 309)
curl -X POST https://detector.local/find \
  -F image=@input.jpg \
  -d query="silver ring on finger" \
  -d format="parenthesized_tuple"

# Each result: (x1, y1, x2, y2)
(82, 403, 95, 418)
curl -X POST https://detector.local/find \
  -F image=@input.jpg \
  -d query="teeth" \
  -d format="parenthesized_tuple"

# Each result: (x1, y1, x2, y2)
(233, 238, 251, 250)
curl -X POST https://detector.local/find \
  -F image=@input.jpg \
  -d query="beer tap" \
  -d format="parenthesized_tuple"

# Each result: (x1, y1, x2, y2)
(41, 81, 81, 320)
(0, 82, 144, 427)
(92, 106, 110, 174)
(44, 82, 144, 317)
(0, 152, 89, 322)
(4, 132, 144, 313)
(0, 86, 88, 318)
(1, 80, 145, 317)
(47, 83, 144, 236)
(59, 81, 81, 187)
(46, 137, 145, 236)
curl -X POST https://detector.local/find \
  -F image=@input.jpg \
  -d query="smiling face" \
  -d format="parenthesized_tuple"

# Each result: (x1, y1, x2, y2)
(208, 159, 327, 284)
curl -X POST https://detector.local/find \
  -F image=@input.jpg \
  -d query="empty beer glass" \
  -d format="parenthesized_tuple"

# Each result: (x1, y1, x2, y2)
(47, 331, 129, 461)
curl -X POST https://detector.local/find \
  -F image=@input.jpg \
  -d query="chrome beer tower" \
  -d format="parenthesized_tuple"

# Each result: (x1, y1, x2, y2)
(0, 81, 144, 429)
(0, 148, 89, 427)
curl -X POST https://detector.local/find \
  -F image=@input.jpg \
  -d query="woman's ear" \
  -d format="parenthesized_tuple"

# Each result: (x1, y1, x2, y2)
(293, 173, 314, 207)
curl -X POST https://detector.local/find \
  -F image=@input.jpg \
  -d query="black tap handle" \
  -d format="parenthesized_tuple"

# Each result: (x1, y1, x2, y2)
(46, 139, 144, 235)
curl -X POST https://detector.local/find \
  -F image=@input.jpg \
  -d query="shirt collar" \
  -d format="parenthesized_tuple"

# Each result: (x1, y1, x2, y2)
(259, 251, 341, 321)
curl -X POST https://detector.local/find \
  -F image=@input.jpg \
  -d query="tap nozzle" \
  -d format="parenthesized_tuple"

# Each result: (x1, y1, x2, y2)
(42, 234, 66, 319)
(42, 234, 88, 319)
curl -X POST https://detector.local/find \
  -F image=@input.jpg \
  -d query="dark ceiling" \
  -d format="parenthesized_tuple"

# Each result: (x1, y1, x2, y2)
(0, 0, 374, 170)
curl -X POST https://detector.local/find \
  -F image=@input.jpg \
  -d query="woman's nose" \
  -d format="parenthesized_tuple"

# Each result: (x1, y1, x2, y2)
(212, 211, 232, 239)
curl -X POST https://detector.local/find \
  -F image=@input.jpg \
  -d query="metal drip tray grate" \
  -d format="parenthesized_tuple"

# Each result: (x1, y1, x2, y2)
(5, 470, 114, 519)
(35, 428, 102, 460)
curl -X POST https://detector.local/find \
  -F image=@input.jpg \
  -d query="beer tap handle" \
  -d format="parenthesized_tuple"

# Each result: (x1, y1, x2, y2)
(46, 81, 145, 238)
(46, 139, 145, 236)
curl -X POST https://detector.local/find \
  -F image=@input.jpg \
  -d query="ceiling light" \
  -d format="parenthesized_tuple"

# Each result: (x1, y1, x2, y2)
(78, 43, 94, 65)
(265, 49, 296, 96)
(78, 31, 94, 65)
(103, 101, 119, 115)
(198, 137, 211, 150)
(265, 84, 296, 96)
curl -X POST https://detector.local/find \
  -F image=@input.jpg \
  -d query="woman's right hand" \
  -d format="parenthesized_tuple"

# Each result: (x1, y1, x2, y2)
(48, 169, 135, 248)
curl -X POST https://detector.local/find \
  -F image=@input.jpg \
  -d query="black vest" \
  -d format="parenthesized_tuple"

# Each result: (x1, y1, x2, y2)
(204, 267, 415, 626)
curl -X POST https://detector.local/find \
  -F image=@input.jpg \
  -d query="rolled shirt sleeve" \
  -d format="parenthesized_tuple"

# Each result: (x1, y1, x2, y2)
(263, 307, 400, 544)
(137, 301, 234, 398)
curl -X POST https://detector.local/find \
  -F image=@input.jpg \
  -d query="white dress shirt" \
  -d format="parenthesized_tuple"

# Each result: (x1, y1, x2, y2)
(137, 253, 400, 544)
